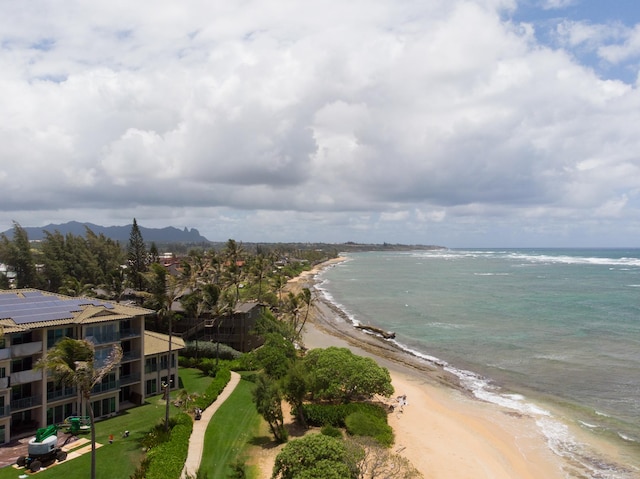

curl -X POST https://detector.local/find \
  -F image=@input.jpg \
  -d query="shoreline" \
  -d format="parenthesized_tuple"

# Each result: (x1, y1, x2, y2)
(289, 258, 635, 479)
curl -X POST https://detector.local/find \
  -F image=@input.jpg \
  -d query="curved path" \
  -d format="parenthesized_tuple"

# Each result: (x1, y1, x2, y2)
(181, 371, 241, 478)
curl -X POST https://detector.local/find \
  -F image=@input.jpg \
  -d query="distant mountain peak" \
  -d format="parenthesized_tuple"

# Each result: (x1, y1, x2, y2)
(2, 221, 210, 243)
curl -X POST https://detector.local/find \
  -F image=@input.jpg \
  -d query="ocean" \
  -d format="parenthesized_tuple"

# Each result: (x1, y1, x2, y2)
(316, 248, 640, 479)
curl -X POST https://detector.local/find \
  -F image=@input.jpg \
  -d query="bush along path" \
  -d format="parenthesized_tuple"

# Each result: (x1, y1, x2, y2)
(181, 371, 241, 479)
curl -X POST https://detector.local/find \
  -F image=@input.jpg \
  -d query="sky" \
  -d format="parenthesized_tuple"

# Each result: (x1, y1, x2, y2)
(2, 0, 640, 248)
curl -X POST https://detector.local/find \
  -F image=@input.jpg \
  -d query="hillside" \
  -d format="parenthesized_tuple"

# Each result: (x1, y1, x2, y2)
(2, 221, 210, 243)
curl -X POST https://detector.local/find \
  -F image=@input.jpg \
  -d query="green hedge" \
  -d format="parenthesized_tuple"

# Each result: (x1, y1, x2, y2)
(194, 367, 232, 411)
(301, 402, 387, 427)
(144, 413, 193, 479)
(142, 369, 233, 479)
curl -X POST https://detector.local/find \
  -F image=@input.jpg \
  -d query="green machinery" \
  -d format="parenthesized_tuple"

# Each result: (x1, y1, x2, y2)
(63, 416, 91, 434)
(16, 425, 68, 472)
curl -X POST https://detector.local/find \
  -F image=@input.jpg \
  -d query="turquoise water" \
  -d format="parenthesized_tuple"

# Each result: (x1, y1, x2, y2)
(317, 249, 640, 478)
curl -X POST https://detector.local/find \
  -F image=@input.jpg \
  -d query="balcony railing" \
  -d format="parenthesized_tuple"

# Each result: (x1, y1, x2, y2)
(120, 328, 141, 339)
(91, 379, 119, 394)
(0, 348, 10, 360)
(0, 377, 9, 389)
(122, 349, 141, 362)
(85, 332, 120, 345)
(119, 374, 140, 386)
(11, 394, 42, 411)
(11, 369, 43, 385)
(47, 387, 76, 402)
(0, 405, 10, 417)
(11, 341, 43, 358)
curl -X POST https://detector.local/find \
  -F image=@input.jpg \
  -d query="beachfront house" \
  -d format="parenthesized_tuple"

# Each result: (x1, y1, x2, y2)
(178, 301, 265, 353)
(0, 289, 183, 443)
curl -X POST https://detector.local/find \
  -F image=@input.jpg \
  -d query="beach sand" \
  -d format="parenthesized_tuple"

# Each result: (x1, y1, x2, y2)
(289, 258, 567, 479)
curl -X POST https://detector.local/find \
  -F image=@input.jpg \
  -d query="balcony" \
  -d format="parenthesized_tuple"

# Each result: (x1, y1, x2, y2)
(91, 379, 119, 395)
(11, 341, 42, 358)
(0, 377, 9, 389)
(120, 328, 141, 339)
(119, 374, 141, 386)
(0, 348, 10, 361)
(0, 405, 10, 417)
(11, 395, 42, 411)
(47, 387, 76, 402)
(85, 332, 119, 345)
(121, 349, 141, 362)
(11, 369, 42, 385)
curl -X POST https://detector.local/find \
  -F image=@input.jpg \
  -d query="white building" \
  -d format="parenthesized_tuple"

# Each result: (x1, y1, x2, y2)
(0, 289, 183, 443)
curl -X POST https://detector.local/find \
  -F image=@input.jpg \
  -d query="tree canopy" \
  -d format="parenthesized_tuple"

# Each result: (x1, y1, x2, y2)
(303, 347, 394, 402)
(271, 434, 353, 479)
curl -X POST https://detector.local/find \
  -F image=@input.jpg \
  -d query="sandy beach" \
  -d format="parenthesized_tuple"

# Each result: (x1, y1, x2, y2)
(289, 258, 568, 479)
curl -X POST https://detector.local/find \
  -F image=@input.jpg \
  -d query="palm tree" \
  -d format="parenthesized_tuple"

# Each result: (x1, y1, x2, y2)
(296, 287, 313, 340)
(144, 262, 189, 431)
(223, 239, 245, 302)
(37, 338, 122, 479)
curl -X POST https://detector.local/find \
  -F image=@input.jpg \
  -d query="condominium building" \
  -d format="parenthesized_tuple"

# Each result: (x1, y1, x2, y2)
(0, 289, 182, 444)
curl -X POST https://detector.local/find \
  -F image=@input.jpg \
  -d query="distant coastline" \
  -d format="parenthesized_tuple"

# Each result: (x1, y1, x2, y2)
(1, 221, 446, 252)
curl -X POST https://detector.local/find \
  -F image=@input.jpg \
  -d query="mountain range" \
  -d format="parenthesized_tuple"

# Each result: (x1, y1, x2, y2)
(2, 221, 210, 243)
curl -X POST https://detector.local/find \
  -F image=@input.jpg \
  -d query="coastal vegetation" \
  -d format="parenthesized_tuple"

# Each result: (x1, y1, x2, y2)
(0, 221, 425, 477)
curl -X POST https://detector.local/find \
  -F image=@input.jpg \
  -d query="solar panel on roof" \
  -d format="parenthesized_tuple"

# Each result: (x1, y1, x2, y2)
(22, 291, 45, 296)
(0, 292, 116, 324)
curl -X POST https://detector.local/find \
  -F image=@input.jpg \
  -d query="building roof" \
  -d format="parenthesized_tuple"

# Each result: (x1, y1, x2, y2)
(0, 289, 153, 333)
(234, 301, 261, 314)
(144, 330, 186, 356)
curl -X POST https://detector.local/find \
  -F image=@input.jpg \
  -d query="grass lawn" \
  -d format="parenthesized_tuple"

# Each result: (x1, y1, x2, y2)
(178, 368, 213, 395)
(0, 368, 211, 479)
(198, 375, 262, 479)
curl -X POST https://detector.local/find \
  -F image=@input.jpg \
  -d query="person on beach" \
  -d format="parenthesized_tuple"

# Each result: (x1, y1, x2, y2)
(396, 394, 408, 417)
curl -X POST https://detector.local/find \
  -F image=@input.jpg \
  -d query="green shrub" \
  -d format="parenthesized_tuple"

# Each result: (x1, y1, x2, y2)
(183, 341, 243, 360)
(344, 412, 394, 447)
(145, 413, 193, 479)
(320, 425, 342, 438)
(302, 402, 388, 427)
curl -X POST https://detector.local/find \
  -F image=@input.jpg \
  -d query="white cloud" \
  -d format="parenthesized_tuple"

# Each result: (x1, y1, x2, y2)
(598, 24, 640, 64)
(540, 0, 578, 10)
(1, 0, 640, 246)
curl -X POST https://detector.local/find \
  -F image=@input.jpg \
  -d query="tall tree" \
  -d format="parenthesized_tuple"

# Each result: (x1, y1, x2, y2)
(295, 288, 313, 340)
(253, 374, 287, 443)
(37, 338, 122, 479)
(144, 262, 188, 431)
(127, 218, 147, 290)
(223, 239, 245, 303)
(0, 222, 39, 288)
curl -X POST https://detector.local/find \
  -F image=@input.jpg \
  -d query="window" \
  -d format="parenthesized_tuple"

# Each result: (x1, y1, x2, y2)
(146, 379, 157, 396)
(0, 367, 6, 378)
(46, 403, 74, 425)
(85, 323, 117, 344)
(47, 328, 74, 348)
(11, 332, 33, 345)
(145, 357, 157, 373)
(11, 356, 33, 373)
(91, 397, 115, 418)
(0, 425, 5, 444)
(94, 347, 112, 368)
(12, 383, 32, 401)
(160, 354, 168, 370)
(47, 381, 75, 401)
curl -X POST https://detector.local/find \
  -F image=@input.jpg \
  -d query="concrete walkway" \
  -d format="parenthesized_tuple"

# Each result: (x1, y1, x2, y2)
(181, 371, 241, 478)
